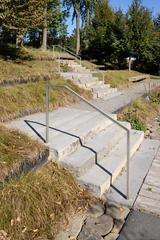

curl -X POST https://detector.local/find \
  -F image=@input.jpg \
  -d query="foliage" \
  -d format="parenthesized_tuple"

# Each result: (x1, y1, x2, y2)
(0, 0, 160, 74)
(0, 0, 48, 34)
(118, 87, 160, 131)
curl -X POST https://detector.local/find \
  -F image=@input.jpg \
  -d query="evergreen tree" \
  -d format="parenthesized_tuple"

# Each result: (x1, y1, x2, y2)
(64, 0, 83, 54)
(0, 0, 48, 47)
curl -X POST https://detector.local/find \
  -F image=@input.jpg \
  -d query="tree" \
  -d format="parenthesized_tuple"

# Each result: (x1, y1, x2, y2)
(126, 0, 154, 57)
(64, 0, 83, 54)
(85, 0, 115, 63)
(41, 0, 66, 50)
(0, 0, 48, 47)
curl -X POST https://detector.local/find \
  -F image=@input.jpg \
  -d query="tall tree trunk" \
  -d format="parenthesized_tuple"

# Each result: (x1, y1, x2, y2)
(75, 8, 80, 55)
(41, 7, 47, 50)
(84, 7, 90, 36)
(84, 6, 90, 49)
(16, 33, 23, 48)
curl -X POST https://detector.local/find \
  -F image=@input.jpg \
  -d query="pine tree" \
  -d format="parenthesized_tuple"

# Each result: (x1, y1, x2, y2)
(64, 0, 83, 54)
(0, 0, 48, 47)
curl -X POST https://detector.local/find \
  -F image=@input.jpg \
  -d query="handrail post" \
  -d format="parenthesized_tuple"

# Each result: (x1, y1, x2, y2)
(45, 85, 49, 143)
(103, 73, 104, 83)
(58, 55, 61, 73)
(127, 130, 131, 200)
(52, 46, 54, 58)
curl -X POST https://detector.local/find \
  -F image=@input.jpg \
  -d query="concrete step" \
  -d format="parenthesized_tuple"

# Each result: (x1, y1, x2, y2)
(49, 111, 117, 160)
(105, 139, 160, 208)
(6, 108, 89, 138)
(59, 122, 131, 177)
(7, 108, 117, 162)
(72, 68, 91, 74)
(93, 88, 118, 99)
(61, 72, 93, 79)
(76, 81, 103, 89)
(94, 87, 117, 94)
(78, 130, 144, 197)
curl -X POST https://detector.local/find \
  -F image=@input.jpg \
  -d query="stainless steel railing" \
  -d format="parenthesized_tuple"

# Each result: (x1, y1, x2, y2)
(53, 45, 82, 66)
(45, 84, 131, 199)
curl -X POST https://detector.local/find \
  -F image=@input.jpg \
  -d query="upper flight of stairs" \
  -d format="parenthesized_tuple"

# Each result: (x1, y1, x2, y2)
(7, 107, 144, 197)
(60, 59, 121, 100)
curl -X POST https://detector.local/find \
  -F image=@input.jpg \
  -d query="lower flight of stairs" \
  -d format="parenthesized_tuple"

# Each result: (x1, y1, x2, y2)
(60, 59, 121, 100)
(7, 107, 144, 197)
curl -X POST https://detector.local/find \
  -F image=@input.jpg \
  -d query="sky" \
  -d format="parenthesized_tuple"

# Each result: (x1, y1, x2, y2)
(67, 0, 160, 35)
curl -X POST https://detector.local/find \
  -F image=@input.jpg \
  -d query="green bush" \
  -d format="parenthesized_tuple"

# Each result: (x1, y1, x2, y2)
(130, 118, 147, 131)
(0, 44, 33, 60)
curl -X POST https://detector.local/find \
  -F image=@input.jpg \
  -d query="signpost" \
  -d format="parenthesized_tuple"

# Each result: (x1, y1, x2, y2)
(126, 57, 136, 71)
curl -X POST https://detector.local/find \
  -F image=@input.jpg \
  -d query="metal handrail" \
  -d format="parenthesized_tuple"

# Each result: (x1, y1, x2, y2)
(64, 46, 77, 55)
(53, 45, 82, 66)
(45, 84, 131, 199)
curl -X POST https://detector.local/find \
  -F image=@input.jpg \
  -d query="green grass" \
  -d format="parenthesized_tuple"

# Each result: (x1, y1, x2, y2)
(0, 162, 94, 240)
(0, 77, 92, 123)
(118, 87, 160, 131)
(0, 126, 45, 182)
(103, 70, 149, 89)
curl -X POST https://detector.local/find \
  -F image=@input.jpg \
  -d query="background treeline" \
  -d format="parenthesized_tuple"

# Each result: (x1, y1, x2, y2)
(0, 0, 160, 74)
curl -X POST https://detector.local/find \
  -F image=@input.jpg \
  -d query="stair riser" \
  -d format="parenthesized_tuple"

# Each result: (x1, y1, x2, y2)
(73, 69, 91, 74)
(61, 74, 93, 79)
(62, 129, 129, 177)
(82, 132, 144, 197)
(50, 118, 116, 161)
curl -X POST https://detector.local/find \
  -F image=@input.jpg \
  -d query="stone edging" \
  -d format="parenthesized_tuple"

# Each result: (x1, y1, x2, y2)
(56, 201, 130, 240)
(0, 73, 58, 87)
(0, 147, 49, 184)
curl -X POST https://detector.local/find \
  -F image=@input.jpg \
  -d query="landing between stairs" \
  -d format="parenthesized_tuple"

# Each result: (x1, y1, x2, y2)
(6, 107, 156, 203)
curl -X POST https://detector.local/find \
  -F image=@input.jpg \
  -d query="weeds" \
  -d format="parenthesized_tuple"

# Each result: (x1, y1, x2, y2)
(118, 87, 160, 131)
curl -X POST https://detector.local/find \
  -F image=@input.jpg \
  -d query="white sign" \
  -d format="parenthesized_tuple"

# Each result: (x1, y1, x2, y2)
(126, 57, 136, 62)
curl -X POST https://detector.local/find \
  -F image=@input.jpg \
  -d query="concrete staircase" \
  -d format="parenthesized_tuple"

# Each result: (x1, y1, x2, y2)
(60, 59, 120, 100)
(7, 107, 144, 198)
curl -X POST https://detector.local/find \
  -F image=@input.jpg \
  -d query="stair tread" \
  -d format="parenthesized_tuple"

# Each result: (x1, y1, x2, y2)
(78, 130, 144, 196)
(6, 108, 92, 136)
(59, 122, 131, 176)
(49, 112, 116, 159)
(49, 112, 115, 147)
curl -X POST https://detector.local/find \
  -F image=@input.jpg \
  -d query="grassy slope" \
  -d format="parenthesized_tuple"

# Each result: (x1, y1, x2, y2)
(0, 126, 46, 182)
(0, 48, 95, 239)
(104, 70, 148, 89)
(0, 162, 94, 240)
(118, 87, 160, 131)
(0, 59, 58, 83)
(0, 77, 92, 123)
